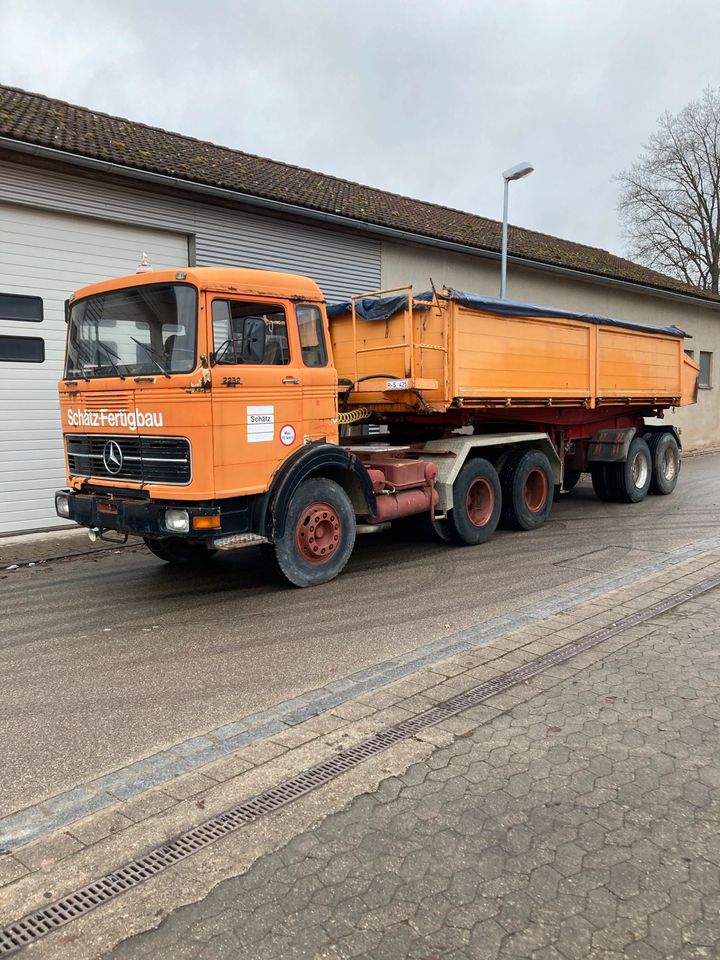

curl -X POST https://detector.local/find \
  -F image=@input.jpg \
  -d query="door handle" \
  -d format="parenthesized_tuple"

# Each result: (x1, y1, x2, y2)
(282, 377, 301, 385)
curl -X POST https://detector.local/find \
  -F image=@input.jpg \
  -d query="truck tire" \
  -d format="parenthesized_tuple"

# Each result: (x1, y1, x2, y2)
(144, 537, 217, 564)
(439, 457, 501, 545)
(607, 436, 652, 503)
(562, 470, 581, 492)
(648, 432, 680, 495)
(272, 478, 355, 587)
(590, 464, 612, 501)
(500, 449, 554, 530)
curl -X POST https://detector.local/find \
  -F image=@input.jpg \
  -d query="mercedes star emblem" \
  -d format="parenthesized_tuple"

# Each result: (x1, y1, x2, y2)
(102, 440, 124, 475)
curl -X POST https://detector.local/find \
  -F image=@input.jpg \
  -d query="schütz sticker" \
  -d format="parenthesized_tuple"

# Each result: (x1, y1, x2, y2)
(247, 405, 274, 443)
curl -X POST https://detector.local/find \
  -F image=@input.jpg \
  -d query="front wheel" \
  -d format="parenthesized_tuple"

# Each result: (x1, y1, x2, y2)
(144, 537, 217, 564)
(272, 478, 356, 587)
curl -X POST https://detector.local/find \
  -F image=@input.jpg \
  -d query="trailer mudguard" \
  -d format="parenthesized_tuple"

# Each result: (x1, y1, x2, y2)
(588, 427, 637, 463)
(265, 442, 377, 540)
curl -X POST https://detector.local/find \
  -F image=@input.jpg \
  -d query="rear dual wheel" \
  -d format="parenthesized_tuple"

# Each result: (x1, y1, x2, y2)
(591, 436, 653, 504)
(435, 458, 501, 545)
(648, 432, 680, 495)
(500, 449, 554, 530)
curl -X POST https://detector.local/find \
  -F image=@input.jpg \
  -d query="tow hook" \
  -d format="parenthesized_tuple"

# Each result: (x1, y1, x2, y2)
(88, 527, 129, 545)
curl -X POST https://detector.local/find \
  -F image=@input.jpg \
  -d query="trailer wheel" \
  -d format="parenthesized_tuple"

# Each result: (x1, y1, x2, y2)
(144, 537, 217, 564)
(590, 464, 612, 501)
(648, 432, 680, 495)
(440, 458, 501, 545)
(608, 436, 652, 503)
(272, 478, 355, 587)
(562, 470, 581, 492)
(500, 449, 554, 530)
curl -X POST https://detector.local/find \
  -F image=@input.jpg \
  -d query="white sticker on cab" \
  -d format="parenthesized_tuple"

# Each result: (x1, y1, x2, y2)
(247, 405, 274, 443)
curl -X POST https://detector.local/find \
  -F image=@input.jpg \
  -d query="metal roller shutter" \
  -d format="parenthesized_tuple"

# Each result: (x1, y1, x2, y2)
(0, 203, 189, 534)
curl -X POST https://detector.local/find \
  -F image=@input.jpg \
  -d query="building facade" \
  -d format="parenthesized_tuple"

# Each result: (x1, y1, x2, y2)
(1, 86, 718, 533)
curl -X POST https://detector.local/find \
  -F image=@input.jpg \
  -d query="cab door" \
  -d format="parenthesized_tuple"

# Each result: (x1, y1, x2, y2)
(209, 295, 305, 498)
(294, 303, 339, 445)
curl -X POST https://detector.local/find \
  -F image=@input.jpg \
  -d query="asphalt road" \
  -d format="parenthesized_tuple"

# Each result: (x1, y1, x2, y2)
(2, 454, 720, 817)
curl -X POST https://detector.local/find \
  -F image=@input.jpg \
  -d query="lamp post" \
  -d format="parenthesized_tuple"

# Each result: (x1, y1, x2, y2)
(500, 161, 534, 299)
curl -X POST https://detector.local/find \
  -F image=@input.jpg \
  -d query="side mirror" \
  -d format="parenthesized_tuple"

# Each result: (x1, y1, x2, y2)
(242, 317, 266, 363)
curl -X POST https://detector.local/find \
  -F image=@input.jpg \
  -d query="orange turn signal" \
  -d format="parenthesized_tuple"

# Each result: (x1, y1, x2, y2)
(192, 515, 221, 530)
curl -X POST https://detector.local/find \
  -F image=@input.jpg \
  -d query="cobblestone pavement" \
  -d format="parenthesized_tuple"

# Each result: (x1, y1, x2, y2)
(109, 589, 720, 960)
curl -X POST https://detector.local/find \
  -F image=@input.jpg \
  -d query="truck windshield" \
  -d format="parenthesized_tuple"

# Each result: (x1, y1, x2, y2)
(65, 283, 198, 379)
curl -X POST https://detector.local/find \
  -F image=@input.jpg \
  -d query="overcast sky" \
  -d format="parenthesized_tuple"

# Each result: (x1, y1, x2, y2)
(1, 0, 719, 259)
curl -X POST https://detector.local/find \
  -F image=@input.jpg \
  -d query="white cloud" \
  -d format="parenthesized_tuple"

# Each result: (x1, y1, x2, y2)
(2, 0, 720, 256)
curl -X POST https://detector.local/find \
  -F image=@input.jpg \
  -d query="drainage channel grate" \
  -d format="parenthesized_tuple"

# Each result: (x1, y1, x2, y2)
(2, 570, 719, 956)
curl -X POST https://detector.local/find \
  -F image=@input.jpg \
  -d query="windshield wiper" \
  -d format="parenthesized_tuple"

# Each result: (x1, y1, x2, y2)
(72, 343, 96, 381)
(95, 340, 126, 380)
(130, 337, 171, 378)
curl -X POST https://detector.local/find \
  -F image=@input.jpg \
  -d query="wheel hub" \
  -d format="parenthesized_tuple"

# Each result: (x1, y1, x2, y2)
(631, 452, 649, 488)
(662, 447, 677, 481)
(524, 468, 548, 513)
(295, 501, 340, 564)
(466, 477, 494, 527)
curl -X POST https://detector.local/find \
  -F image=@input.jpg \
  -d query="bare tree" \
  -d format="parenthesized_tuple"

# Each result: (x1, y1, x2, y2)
(617, 88, 720, 293)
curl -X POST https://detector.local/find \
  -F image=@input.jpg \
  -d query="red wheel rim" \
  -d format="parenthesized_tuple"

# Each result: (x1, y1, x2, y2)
(524, 468, 548, 512)
(466, 477, 494, 527)
(295, 500, 340, 564)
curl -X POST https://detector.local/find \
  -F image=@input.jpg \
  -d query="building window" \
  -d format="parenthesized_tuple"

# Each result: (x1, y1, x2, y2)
(0, 335, 45, 362)
(699, 351, 712, 388)
(0, 293, 43, 322)
(684, 348, 695, 359)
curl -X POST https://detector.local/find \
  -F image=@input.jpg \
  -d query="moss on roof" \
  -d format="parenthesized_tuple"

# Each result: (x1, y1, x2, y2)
(1, 84, 717, 304)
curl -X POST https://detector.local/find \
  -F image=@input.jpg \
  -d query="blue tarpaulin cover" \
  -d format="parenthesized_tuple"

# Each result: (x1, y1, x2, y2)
(327, 288, 689, 339)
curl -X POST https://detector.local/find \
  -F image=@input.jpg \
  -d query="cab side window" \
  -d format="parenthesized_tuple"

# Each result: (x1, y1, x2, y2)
(212, 299, 290, 365)
(296, 305, 328, 367)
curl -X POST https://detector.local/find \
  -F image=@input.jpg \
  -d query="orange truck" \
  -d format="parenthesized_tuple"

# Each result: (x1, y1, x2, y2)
(55, 267, 698, 587)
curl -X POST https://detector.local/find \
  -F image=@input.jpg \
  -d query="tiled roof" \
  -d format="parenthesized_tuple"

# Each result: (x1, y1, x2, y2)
(0, 84, 716, 304)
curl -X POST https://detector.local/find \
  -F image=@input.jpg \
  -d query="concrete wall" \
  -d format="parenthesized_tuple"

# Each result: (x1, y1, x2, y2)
(382, 242, 720, 449)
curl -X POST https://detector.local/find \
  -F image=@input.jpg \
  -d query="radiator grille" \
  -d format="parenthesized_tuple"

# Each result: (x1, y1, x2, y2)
(66, 435, 191, 485)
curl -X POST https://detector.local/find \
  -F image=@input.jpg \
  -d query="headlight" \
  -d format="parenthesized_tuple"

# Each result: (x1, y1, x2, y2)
(55, 492, 71, 518)
(164, 508, 190, 533)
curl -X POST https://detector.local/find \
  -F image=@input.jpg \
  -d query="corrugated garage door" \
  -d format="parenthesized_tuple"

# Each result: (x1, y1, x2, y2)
(0, 204, 189, 534)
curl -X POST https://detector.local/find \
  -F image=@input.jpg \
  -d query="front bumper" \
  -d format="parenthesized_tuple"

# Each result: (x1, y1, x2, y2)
(55, 489, 222, 540)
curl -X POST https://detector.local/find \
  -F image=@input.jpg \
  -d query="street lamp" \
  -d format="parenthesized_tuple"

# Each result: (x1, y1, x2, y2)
(500, 161, 534, 299)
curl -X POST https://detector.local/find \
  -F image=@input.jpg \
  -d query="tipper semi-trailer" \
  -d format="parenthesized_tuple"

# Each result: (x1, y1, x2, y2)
(54, 267, 699, 587)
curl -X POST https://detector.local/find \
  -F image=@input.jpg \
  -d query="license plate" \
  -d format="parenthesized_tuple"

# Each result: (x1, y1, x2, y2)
(385, 379, 409, 390)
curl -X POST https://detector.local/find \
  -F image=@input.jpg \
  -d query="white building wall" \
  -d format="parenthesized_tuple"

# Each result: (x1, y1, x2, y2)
(0, 203, 189, 534)
(0, 156, 381, 301)
(0, 154, 382, 533)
